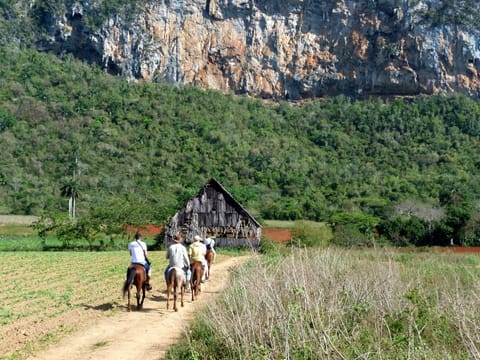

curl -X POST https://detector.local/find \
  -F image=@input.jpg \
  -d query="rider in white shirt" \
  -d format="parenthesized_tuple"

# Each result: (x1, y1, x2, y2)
(164, 234, 191, 285)
(204, 236, 216, 263)
(128, 232, 152, 290)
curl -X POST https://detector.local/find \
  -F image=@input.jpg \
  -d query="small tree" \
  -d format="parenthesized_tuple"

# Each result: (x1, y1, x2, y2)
(329, 212, 380, 247)
(60, 178, 80, 219)
(60, 154, 80, 219)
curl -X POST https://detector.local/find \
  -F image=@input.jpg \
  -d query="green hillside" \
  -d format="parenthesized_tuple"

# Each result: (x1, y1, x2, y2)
(1, 46, 480, 245)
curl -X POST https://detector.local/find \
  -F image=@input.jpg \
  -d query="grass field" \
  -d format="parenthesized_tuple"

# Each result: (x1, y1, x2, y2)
(168, 248, 480, 359)
(0, 215, 38, 225)
(0, 216, 38, 237)
(263, 219, 326, 229)
(0, 234, 142, 252)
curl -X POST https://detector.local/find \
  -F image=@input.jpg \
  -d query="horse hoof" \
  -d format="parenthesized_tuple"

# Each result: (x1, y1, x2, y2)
(175, 308, 178, 312)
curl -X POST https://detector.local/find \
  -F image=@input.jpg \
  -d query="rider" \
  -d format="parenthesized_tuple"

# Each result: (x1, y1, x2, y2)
(188, 235, 208, 282)
(164, 233, 191, 287)
(128, 232, 152, 291)
(204, 236, 216, 263)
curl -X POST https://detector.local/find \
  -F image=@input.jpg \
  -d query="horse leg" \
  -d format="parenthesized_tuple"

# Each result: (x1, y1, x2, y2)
(180, 281, 185, 307)
(166, 282, 171, 310)
(136, 285, 142, 310)
(208, 255, 213, 278)
(192, 272, 200, 301)
(190, 271, 195, 302)
(173, 281, 178, 312)
(127, 287, 131, 312)
(140, 286, 145, 308)
(198, 269, 203, 295)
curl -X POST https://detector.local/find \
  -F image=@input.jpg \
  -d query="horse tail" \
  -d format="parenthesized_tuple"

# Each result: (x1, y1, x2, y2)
(167, 267, 175, 286)
(123, 267, 136, 298)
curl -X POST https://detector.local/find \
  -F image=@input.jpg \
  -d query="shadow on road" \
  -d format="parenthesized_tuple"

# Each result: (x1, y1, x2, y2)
(82, 303, 116, 311)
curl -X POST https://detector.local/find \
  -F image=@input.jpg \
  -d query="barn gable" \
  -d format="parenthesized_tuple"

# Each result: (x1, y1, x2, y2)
(164, 178, 262, 248)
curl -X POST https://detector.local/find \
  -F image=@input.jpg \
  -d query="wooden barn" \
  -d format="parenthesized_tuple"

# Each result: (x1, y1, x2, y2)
(163, 178, 262, 248)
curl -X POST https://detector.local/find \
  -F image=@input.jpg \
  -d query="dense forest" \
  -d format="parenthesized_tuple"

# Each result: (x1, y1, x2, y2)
(1, 46, 480, 246)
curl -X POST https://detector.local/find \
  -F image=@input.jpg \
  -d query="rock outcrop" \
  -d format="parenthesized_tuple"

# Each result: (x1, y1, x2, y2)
(40, 0, 480, 99)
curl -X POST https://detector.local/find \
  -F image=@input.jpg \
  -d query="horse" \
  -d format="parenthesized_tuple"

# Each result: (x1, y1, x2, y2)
(205, 249, 214, 280)
(122, 264, 147, 311)
(166, 267, 186, 312)
(190, 260, 204, 302)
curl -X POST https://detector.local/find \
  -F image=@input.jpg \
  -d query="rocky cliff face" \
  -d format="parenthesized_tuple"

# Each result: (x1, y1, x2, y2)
(38, 0, 480, 99)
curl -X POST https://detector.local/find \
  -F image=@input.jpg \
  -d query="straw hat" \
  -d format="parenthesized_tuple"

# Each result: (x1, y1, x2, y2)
(194, 235, 203, 242)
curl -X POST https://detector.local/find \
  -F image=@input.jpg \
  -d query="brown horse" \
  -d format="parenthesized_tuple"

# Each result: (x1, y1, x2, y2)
(166, 267, 186, 312)
(190, 261, 204, 301)
(205, 249, 214, 280)
(122, 264, 147, 311)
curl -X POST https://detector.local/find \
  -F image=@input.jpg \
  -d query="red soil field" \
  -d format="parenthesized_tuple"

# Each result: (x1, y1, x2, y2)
(262, 228, 293, 243)
(433, 246, 480, 254)
(125, 224, 163, 237)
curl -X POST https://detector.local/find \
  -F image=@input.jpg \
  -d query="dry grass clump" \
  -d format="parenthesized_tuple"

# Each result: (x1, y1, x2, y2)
(0, 215, 38, 225)
(198, 248, 479, 359)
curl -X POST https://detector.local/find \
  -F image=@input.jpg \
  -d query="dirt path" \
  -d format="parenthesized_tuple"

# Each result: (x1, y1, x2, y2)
(29, 256, 248, 360)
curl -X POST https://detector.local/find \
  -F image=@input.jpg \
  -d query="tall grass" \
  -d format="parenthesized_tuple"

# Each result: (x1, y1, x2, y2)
(168, 248, 480, 359)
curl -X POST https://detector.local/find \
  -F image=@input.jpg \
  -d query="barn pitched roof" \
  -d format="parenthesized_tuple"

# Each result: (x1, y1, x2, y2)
(197, 178, 262, 228)
(164, 178, 262, 247)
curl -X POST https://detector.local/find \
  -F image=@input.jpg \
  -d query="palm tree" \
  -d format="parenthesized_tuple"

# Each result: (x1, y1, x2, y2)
(60, 179, 80, 219)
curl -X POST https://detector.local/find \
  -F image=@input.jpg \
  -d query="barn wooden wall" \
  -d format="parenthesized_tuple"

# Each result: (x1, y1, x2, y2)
(164, 183, 261, 248)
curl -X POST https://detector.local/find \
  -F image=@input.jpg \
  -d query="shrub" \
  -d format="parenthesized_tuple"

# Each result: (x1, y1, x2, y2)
(286, 221, 332, 248)
(258, 238, 281, 255)
(330, 223, 374, 247)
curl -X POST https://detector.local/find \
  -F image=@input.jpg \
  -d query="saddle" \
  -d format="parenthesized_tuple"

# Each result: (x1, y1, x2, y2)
(131, 263, 147, 275)
(167, 266, 184, 274)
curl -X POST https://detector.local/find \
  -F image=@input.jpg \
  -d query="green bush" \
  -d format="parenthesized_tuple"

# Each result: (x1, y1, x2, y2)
(287, 221, 332, 248)
(258, 238, 281, 255)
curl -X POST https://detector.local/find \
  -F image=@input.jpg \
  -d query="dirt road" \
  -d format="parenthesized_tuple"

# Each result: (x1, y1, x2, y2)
(29, 256, 248, 360)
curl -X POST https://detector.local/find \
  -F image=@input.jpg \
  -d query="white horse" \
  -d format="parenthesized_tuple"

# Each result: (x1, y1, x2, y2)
(166, 267, 187, 312)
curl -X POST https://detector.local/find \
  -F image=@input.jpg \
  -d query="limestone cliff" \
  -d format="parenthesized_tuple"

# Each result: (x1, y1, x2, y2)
(30, 0, 480, 99)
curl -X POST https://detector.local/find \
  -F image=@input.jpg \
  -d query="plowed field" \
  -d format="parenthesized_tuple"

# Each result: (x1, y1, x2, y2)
(0, 251, 245, 359)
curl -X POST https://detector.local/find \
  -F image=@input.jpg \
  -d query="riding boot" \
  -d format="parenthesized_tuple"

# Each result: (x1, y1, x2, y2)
(146, 275, 152, 291)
